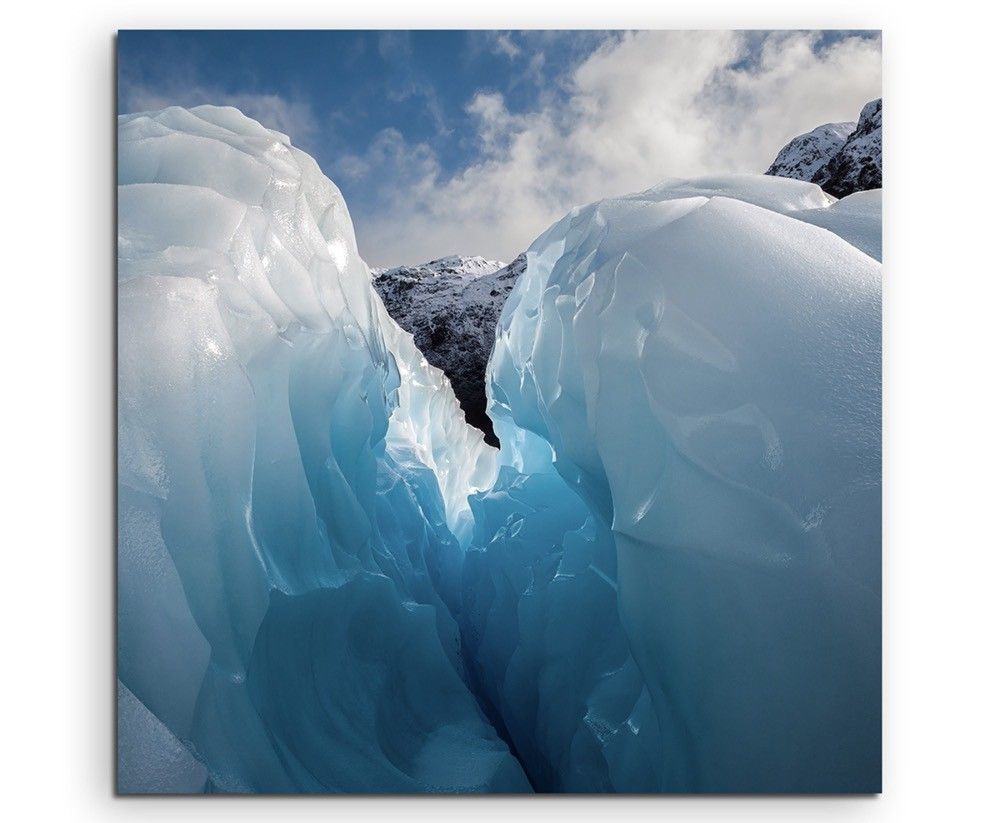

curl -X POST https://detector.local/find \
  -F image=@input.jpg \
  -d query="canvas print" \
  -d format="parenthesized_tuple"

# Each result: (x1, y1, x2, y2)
(116, 30, 882, 794)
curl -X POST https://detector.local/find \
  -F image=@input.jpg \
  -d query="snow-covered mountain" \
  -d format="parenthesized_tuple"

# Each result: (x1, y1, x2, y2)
(813, 98, 882, 198)
(766, 98, 882, 198)
(373, 254, 527, 445)
(765, 122, 856, 181)
(370, 254, 506, 279)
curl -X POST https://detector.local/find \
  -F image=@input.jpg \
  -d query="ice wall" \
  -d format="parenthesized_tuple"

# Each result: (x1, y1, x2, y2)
(484, 174, 882, 791)
(117, 106, 524, 792)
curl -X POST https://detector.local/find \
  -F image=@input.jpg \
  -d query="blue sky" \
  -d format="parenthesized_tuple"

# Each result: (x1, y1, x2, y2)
(119, 30, 881, 266)
(118, 31, 607, 207)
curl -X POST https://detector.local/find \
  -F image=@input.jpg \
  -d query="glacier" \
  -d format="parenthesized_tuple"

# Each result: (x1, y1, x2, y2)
(117, 107, 881, 793)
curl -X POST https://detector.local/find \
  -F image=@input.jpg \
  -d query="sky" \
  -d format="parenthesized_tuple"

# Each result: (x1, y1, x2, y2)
(118, 30, 881, 267)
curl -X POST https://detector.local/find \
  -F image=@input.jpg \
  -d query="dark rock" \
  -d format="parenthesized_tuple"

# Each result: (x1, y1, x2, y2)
(373, 254, 528, 446)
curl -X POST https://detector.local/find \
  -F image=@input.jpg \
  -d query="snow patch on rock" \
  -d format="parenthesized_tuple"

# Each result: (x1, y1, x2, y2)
(765, 121, 856, 182)
(766, 98, 882, 199)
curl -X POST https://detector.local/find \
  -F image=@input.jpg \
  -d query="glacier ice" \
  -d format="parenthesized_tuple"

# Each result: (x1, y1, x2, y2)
(791, 188, 882, 261)
(486, 174, 881, 791)
(118, 107, 881, 793)
(118, 680, 208, 793)
(118, 106, 522, 793)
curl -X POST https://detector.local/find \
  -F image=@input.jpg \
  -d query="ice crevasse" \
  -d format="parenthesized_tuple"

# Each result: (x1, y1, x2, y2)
(117, 106, 881, 793)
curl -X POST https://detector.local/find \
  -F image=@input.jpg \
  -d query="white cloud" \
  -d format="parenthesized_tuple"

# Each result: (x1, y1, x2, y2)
(492, 32, 521, 59)
(348, 31, 881, 267)
(333, 128, 440, 201)
(119, 80, 319, 148)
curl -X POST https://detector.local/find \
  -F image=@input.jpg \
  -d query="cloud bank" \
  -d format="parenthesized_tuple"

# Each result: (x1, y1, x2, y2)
(338, 30, 881, 266)
(119, 78, 320, 152)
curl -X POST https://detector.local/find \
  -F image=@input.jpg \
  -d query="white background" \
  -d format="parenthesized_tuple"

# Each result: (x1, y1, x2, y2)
(3, 1, 997, 820)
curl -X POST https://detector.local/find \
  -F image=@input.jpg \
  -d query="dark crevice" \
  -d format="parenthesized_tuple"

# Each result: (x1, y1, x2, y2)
(456, 642, 543, 792)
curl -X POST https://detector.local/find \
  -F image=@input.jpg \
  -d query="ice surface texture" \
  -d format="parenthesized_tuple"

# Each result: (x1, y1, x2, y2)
(486, 174, 881, 791)
(117, 106, 522, 792)
(118, 107, 881, 793)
